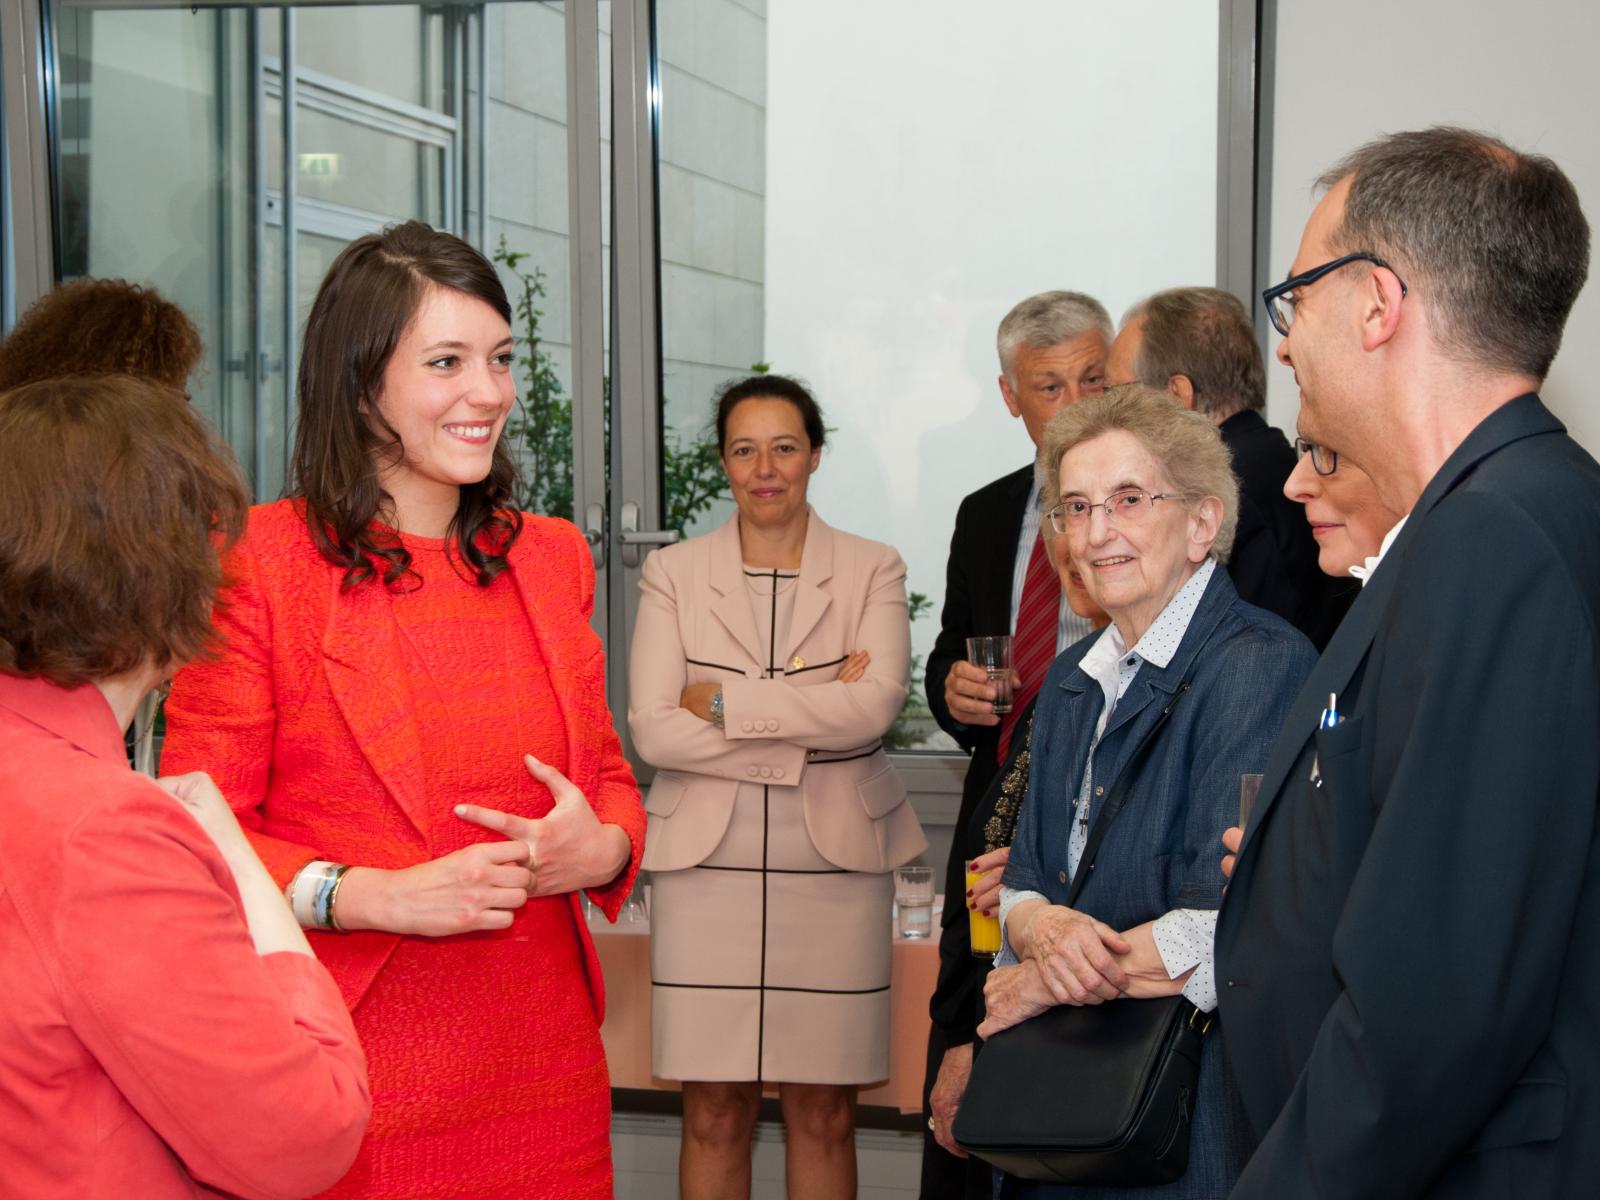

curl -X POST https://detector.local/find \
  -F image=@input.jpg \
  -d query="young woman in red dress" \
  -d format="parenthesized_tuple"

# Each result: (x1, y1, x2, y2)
(163, 222, 645, 1199)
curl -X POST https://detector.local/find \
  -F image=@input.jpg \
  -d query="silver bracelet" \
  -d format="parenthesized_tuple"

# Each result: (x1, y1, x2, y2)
(709, 686, 725, 729)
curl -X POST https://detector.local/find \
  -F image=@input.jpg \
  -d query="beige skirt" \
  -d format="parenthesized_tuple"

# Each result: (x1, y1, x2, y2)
(650, 778, 894, 1084)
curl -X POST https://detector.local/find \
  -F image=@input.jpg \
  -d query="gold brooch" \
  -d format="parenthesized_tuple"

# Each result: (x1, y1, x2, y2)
(790, 655, 805, 671)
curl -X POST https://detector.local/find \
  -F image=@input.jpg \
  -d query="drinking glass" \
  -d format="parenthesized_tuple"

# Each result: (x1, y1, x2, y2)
(894, 865, 935, 939)
(966, 635, 1015, 715)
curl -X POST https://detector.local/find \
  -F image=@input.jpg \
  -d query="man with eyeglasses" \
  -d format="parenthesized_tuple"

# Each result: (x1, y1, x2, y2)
(1105, 286, 1352, 648)
(1216, 127, 1600, 1198)
(919, 290, 1111, 1199)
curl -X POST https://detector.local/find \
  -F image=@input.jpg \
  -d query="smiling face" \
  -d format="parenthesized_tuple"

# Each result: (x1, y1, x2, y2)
(373, 285, 515, 530)
(721, 396, 821, 532)
(1000, 332, 1109, 448)
(1057, 430, 1218, 643)
(1284, 446, 1401, 576)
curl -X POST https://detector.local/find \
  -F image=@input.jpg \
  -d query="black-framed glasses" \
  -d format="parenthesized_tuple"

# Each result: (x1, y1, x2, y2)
(1047, 488, 1186, 533)
(1262, 251, 1408, 337)
(1293, 437, 1338, 477)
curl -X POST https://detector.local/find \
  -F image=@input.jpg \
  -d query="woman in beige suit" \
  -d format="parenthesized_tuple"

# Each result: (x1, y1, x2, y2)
(629, 374, 926, 1200)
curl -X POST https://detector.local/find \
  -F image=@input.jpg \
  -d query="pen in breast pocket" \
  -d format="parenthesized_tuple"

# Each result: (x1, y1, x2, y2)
(1319, 693, 1340, 730)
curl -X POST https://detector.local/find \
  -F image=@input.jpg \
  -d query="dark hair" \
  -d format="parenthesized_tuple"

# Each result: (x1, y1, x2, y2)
(0, 376, 248, 687)
(1134, 287, 1265, 418)
(0, 277, 203, 391)
(292, 220, 521, 591)
(1317, 126, 1590, 381)
(713, 373, 826, 453)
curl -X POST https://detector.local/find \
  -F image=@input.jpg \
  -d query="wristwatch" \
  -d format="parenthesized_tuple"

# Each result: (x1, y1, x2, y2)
(709, 686, 726, 729)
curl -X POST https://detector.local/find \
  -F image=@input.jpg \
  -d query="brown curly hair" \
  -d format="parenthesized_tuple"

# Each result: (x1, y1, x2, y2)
(0, 278, 203, 391)
(0, 375, 248, 686)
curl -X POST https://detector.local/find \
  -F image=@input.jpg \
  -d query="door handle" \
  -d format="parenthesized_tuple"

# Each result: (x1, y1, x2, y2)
(618, 500, 680, 567)
(582, 502, 605, 568)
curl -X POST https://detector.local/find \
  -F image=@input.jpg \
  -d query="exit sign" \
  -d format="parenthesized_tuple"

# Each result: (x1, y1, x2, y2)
(298, 153, 341, 178)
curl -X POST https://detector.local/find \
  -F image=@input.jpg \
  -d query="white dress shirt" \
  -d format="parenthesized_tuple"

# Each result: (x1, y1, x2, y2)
(998, 559, 1221, 1011)
(1347, 514, 1410, 587)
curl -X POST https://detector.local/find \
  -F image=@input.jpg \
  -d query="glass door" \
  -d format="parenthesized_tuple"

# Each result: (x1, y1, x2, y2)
(45, 0, 612, 637)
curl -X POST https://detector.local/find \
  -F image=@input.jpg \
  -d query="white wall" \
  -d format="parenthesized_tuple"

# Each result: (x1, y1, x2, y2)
(1265, 0, 1600, 454)
(763, 0, 1218, 678)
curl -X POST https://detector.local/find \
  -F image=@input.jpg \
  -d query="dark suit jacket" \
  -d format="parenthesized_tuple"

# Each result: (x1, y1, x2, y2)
(1220, 410, 1354, 650)
(1216, 394, 1600, 1198)
(924, 464, 1034, 1044)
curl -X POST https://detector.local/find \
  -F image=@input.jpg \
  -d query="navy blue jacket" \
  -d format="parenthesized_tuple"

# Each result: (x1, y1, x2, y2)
(1217, 394, 1600, 1199)
(1001, 566, 1315, 1200)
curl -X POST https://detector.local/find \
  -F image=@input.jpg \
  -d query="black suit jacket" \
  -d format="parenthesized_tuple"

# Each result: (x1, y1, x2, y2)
(923, 464, 1033, 1043)
(1216, 395, 1600, 1198)
(1221, 410, 1354, 650)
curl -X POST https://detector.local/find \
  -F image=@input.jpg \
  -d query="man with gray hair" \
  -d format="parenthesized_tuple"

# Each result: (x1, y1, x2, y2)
(920, 289, 1110, 1198)
(1218, 127, 1599, 1196)
(1106, 286, 1348, 647)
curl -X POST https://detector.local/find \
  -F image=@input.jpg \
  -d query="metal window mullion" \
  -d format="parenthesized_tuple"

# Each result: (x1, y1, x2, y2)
(1215, 0, 1258, 309)
(606, 0, 663, 736)
(280, 8, 297, 485)
(248, 9, 267, 498)
(474, 2, 486, 250)
(3, 0, 55, 311)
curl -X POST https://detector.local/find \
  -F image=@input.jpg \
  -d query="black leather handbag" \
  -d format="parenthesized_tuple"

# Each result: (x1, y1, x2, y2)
(952, 992, 1209, 1185)
(952, 682, 1212, 1186)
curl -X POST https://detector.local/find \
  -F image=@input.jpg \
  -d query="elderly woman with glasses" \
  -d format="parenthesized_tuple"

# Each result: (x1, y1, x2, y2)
(975, 385, 1317, 1199)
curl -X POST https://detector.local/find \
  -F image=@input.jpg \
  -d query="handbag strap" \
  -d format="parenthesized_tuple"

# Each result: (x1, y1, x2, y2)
(1065, 681, 1193, 909)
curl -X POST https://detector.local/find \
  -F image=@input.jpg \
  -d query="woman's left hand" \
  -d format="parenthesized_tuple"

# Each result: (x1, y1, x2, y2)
(977, 960, 1057, 1038)
(679, 682, 719, 722)
(455, 755, 631, 896)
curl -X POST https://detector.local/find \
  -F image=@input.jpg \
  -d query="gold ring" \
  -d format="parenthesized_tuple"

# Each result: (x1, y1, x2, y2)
(928, 1116, 936, 1132)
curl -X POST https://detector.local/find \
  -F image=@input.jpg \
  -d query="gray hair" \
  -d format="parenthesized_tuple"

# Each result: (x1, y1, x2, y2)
(1127, 287, 1265, 419)
(1316, 126, 1589, 381)
(997, 290, 1113, 384)
(1039, 383, 1240, 563)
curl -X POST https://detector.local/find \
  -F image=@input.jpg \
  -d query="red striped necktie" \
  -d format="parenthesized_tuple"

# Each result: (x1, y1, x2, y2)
(998, 530, 1056, 761)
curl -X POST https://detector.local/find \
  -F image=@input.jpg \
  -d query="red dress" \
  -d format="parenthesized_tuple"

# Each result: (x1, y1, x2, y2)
(164, 502, 644, 1200)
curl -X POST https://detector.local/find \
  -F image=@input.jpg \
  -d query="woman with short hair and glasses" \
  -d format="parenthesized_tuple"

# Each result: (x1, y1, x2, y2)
(975, 385, 1316, 1199)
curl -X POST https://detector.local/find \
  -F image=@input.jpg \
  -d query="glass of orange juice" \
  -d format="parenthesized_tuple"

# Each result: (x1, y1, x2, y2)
(967, 866, 1002, 956)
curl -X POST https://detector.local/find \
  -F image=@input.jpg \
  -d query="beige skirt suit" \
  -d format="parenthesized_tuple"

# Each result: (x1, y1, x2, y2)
(628, 510, 927, 1084)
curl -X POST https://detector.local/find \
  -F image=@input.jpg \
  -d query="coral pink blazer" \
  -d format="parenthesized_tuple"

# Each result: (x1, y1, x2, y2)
(163, 500, 644, 1016)
(0, 674, 369, 1199)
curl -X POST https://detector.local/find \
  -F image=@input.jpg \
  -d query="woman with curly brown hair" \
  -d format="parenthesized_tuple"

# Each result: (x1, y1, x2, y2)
(0, 277, 203, 390)
(162, 221, 645, 1199)
(0, 376, 370, 1199)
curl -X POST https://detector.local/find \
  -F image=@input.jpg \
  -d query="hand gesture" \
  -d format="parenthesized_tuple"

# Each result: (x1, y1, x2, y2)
(1024, 904, 1131, 1005)
(977, 959, 1057, 1037)
(455, 755, 630, 898)
(965, 846, 1009, 917)
(157, 771, 248, 851)
(944, 659, 1000, 727)
(335, 841, 534, 937)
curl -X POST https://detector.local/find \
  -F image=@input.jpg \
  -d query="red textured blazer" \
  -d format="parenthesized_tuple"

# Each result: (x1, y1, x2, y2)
(163, 500, 644, 1016)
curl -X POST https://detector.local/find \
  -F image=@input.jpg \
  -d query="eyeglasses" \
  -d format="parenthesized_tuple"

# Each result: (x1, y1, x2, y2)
(1293, 437, 1339, 477)
(1261, 251, 1408, 337)
(1047, 488, 1185, 534)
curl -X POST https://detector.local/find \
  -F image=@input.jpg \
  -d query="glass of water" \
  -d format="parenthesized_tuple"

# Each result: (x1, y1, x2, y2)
(894, 865, 935, 939)
(966, 635, 1015, 715)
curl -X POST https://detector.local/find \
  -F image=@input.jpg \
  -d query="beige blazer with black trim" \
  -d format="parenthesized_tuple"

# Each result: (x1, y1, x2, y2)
(628, 508, 926, 874)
